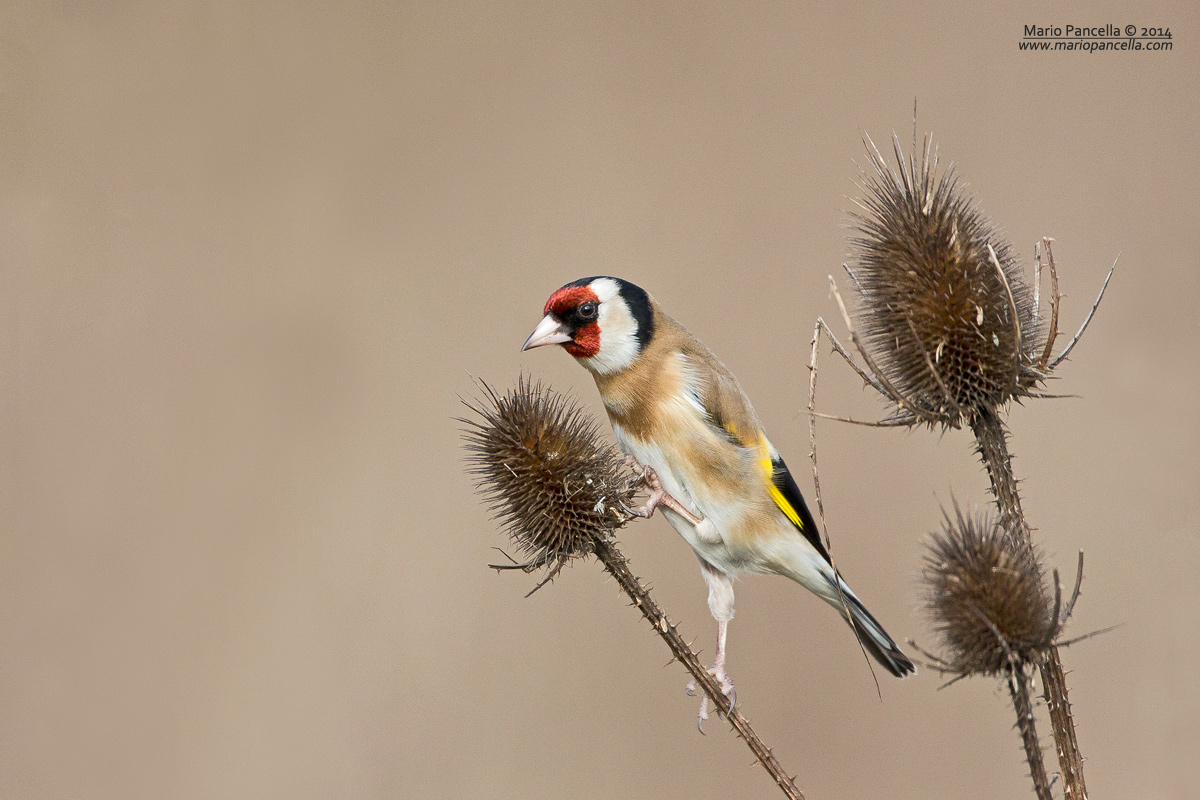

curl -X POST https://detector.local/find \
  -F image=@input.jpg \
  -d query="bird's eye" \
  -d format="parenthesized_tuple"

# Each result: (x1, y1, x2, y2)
(578, 301, 597, 319)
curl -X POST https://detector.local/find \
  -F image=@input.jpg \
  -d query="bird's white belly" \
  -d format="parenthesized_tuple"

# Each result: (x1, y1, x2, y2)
(612, 424, 747, 575)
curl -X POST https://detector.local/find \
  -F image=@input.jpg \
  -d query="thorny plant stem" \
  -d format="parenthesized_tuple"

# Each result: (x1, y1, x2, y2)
(970, 407, 1089, 800)
(1009, 668, 1053, 800)
(591, 538, 806, 800)
(969, 408, 1031, 548)
(1041, 646, 1087, 800)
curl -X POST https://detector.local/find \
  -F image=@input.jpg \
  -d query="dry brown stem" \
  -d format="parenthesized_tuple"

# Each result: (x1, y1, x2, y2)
(970, 407, 1088, 800)
(1035, 238, 1062, 371)
(591, 538, 807, 800)
(969, 408, 1032, 548)
(1009, 668, 1054, 800)
(1041, 646, 1087, 800)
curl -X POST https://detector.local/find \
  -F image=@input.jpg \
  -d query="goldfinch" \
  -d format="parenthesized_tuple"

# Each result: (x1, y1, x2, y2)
(523, 276, 914, 721)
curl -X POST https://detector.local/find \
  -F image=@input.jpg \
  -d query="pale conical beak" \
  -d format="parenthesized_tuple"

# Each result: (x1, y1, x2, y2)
(522, 314, 573, 351)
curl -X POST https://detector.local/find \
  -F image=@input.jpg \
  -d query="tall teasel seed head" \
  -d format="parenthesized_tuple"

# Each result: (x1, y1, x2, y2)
(849, 134, 1046, 428)
(923, 504, 1056, 676)
(461, 377, 636, 572)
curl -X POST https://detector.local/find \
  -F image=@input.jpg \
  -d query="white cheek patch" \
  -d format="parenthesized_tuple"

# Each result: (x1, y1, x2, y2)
(577, 277, 640, 375)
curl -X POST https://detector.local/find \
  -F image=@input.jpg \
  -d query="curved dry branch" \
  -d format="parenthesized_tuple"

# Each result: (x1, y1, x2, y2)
(1050, 259, 1117, 369)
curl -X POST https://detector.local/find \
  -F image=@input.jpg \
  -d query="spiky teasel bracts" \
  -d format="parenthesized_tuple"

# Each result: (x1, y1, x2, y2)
(460, 376, 636, 584)
(922, 504, 1055, 677)
(848, 134, 1046, 429)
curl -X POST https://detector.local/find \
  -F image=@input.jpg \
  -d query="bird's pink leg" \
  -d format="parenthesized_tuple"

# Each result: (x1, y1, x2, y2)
(622, 456, 732, 730)
(622, 456, 704, 526)
(686, 564, 737, 731)
(686, 619, 737, 728)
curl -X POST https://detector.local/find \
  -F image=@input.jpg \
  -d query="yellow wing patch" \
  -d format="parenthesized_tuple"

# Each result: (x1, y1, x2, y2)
(761, 455, 803, 529)
(755, 440, 804, 530)
(721, 423, 804, 531)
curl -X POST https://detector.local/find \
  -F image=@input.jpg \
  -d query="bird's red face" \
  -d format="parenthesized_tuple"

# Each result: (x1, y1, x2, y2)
(522, 277, 654, 375)
(541, 285, 602, 358)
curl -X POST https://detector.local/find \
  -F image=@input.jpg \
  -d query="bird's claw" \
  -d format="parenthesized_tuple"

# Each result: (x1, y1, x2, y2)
(628, 466, 667, 519)
(621, 453, 648, 479)
(623, 463, 705, 527)
(686, 666, 736, 733)
(713, 666, 736, 714)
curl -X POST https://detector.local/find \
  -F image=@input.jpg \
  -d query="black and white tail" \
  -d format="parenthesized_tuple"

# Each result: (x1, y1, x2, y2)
(772, 537, 915, 677)
(825, 573, 915, 678)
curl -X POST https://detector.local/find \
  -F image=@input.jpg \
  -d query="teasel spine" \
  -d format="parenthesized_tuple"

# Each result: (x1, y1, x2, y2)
(1010, 667, 1053, 800)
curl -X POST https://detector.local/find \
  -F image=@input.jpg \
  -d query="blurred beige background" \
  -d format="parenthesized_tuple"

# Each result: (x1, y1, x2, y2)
(2, 2, 1197, 798)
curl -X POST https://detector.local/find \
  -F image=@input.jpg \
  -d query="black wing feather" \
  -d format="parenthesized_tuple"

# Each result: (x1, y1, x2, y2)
(770, 455, 832, 564)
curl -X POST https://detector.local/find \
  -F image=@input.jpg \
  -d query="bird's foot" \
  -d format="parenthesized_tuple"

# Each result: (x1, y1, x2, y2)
(628, 468, 668, 519)
(685, 664, 736, 733)
(621, 453, 647, 477)
(623, 461, 704, 527)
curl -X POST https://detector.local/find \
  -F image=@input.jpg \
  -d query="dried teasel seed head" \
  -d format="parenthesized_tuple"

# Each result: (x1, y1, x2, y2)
(923, 504, 1055, 676)
(849, 133, 1046, 428)
(460, 377, 635, 574)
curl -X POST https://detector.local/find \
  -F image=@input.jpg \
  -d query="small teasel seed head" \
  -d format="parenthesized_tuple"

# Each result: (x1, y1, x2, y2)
(849, 133, 1046, 428)
(923, 503, 1055, 676)
(460, 377, 636, 571)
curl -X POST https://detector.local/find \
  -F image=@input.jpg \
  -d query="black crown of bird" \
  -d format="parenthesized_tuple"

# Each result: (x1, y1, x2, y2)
(523, 276, 915, 724)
